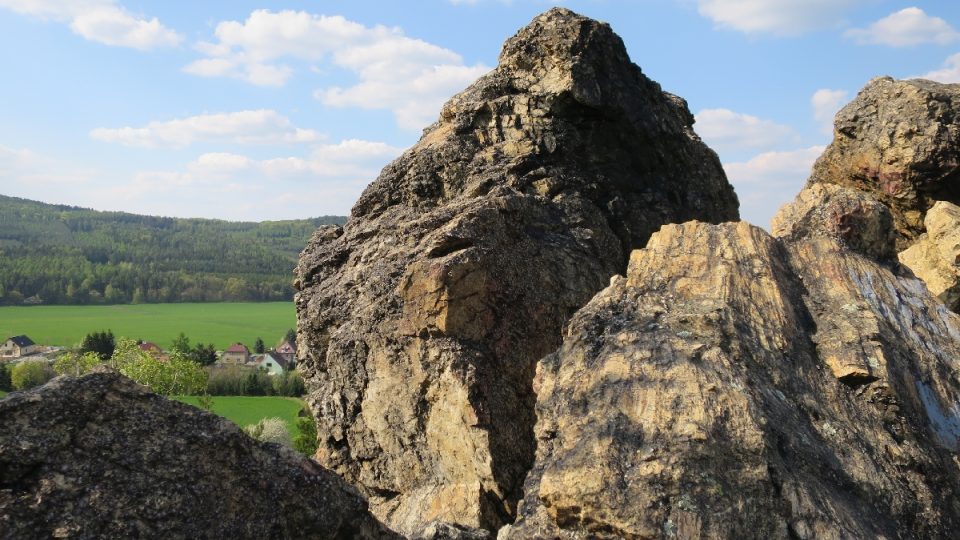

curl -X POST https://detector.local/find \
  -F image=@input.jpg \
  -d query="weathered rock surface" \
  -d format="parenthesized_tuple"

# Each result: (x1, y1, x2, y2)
(504, 221, 960, 539)
(0, 370, 398, 540)
(899, 200, 960, 311)
(295, 7, 737, 534)
(771, 182, 896, 261)
(791, 77, 960, 250)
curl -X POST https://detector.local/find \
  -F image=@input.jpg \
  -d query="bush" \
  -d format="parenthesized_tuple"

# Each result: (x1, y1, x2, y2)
(54, 351, 102, 377)
(11, 360, 54, 390)
(0, 363, 11, 391)
(244, 417, 291, 446)
(112, 338, 207, 395)
(206, 368, 305, 397)
(293, 412, 319, 457)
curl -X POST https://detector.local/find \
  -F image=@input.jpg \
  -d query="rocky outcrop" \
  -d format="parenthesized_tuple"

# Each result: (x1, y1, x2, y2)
(294, 7, 737, 535)
(504, 221, 960, 539)
(788, 77, 960, 251)
(774, 77, 960, 311)
(0, 370, 397, 539)
(898, 200, 960, 311)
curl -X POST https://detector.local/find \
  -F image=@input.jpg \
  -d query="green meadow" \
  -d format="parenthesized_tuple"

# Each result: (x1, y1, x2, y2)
(175, 395, 307, 437)
(0, 302, 295, 350)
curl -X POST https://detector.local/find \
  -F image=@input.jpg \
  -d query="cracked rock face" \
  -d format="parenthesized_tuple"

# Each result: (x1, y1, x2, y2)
(504, 221, 960, 539)
(898, 200, 960, 311)
(294, 7, 737, 535)
(0, 370, 397, 540)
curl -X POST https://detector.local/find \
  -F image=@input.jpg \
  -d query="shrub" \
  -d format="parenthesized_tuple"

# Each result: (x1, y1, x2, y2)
(244, 417, 291, 446)
(54, 351, 102, 377)
(112, 338, 207, 395)
(0, 363, 11, 391)
(11, 360, 54, 390)
(293, 412, 319, 457)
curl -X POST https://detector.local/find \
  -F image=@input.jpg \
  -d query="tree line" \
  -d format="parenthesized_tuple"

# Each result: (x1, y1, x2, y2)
(0, 194, 345, 305)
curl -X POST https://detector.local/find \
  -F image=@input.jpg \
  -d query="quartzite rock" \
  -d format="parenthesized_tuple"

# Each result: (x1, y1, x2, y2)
(899, 200, 960, 310)
(0, 370, 398, 540)
(295, 8, 738, 534)
(778, 77, 960, 252)
(504, 221, 960, 539)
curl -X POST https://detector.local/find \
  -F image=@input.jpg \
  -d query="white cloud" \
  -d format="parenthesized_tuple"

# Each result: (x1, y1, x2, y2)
(0, 143, 95, 185)
(116, 140, 403, 219)
(185, 10, 490, 129)
(90, 110, 320, 148)
(722, 146, 825, 229)
(811, 89, 849, 135)
(183, 139, 403, 179)
(697, 0, 864, 35)
(918, 52, 960, 83)
(0, 0, 182, 50)
(845, 7, 959, 47)
(694, 108, 796, 155)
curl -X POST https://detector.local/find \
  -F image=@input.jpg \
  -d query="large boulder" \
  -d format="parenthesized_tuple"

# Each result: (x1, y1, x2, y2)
(0, 370, 398, 539)
(294, 7, 737, 535)
(504, 221, 960, 539)
(790, 77, 960, 250)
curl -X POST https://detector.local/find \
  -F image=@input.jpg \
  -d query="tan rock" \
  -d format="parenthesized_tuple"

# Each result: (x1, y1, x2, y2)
(295, 8, 738, 535)
(505, 221, 960, 539)
(899, 200, 960, 310)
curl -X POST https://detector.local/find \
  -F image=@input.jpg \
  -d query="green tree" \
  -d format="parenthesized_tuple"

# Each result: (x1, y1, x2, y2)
(293, 411, 319, 456)
(0, 363, 12, 391)
(111, 338, 208, 395)
(11, 360, 54, 390)
(254, 337, 265, 354)
(54, 351, 102, 376)
(171, 332, 191, 355)
(283, 328, 296, 345)
(80, 330, 115, 359)
(190, 343, 217, 366)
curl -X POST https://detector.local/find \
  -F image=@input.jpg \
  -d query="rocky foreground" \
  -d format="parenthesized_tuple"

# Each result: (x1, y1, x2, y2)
(4, 7, 960, 540)
(0, 369, 397, 539)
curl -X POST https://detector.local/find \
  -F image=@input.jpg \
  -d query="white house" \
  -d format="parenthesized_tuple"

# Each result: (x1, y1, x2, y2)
(1, 335, 38, 359)
(255, 351, 289, 376)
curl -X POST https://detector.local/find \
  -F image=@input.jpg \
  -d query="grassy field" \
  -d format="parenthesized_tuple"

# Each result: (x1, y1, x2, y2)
(0, 302, 295, 350)
(175, 395, 307, 437)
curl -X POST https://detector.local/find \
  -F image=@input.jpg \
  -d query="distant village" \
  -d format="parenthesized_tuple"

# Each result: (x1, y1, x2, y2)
(0, 334, 297, 375)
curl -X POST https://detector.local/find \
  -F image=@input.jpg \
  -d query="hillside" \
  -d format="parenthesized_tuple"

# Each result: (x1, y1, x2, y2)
(0, 195, 344, 305)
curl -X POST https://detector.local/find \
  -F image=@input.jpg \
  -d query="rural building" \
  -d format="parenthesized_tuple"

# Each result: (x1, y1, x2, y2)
(1, 335, 38, 359)
(138, 342, 165, 358)
(255, 352, 289, 375)
(219, 343, 250, 366)
(275, 340, 296, 367)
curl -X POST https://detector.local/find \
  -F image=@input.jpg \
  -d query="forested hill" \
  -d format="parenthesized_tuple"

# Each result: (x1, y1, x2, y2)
(0, 195, 345, 305)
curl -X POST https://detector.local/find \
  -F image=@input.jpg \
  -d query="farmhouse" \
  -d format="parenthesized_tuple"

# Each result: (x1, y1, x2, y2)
(218, 343, 250, 366)
(255, 351, 289, 375)
(275, 340, 296, 368)
(1, 335, 38, 359)
(137, 341, 169, 360)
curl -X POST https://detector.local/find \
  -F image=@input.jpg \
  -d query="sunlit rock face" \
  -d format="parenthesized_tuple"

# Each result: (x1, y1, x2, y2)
(294, 7, 737, 535)
(504, 221, 960, 539)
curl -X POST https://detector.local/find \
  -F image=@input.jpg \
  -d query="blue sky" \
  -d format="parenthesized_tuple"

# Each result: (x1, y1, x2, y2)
(1, 1, 959, 227)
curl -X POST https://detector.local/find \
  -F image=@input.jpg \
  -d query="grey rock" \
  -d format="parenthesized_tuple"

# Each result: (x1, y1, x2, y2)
(0, 369, 398, 540)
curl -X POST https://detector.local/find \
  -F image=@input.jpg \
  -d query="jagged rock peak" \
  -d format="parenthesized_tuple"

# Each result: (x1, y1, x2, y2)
(0, 370, 398, 539)
(296, 7, 737, 536)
